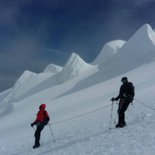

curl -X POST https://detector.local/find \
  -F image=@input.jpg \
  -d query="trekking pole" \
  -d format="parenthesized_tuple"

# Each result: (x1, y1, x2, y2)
(113, 107, 117, 125)
(32, 126, 36, 132)
(109, 100, 114, 130)
(48, 123, 56, 143)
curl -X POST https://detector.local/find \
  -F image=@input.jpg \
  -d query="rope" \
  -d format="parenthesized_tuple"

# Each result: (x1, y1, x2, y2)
(52, 103, 112, 126)
(134, 98, 155, 111)
(44, 98, 155, 144)
(50, 98, 155, 127)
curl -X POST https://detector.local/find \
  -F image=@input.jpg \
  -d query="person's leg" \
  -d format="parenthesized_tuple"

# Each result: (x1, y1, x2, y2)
(117, 99, 130, 127)
(117, 100, 124, 125)
(33, 126, 44, 148)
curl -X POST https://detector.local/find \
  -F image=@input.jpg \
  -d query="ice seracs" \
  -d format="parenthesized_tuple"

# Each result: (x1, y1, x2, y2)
(43, 64, 62, 73)
(117, 23, 155, 68)
(92, 40, 126, 66)
(98, 23, 155, 75)
(58, 52, 98, 83)
(1, 23, 155, 116)
(1, 70, 54, 103)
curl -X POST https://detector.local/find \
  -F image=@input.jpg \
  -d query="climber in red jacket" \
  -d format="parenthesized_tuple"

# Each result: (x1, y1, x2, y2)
(31, 104, 50, 149)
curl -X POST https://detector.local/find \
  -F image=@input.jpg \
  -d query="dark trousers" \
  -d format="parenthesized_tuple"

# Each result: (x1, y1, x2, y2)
(34, 126, 44, 145)
(117, 98, 130, 124)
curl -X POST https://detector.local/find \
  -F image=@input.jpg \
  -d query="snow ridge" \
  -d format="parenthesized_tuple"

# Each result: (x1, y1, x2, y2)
(118, 23, 155, 67)
(58, 52, 98, 83)
(93, 40, 126, 66)
(97, 23, 155, 74)
(43, 64, 62, 73)
(1, 23, 155, 114)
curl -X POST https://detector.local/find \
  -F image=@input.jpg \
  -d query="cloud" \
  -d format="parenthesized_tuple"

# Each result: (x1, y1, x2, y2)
(134, 0, 155, 6)
(0, 0, 155, 92)
(0, 34, 69, 92)
(112, 0, 155, 8)
(0, 0, 33, 27)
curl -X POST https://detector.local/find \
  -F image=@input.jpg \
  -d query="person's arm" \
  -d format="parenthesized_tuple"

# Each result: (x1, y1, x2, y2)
(113, 86, 122, 101)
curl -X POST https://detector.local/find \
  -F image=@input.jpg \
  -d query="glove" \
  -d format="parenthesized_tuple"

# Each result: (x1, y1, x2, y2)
(111, 97, 115, 101)
(31, 122, 35, 127)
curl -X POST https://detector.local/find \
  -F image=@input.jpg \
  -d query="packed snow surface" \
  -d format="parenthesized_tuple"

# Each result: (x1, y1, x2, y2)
(0, 23, 155, 155)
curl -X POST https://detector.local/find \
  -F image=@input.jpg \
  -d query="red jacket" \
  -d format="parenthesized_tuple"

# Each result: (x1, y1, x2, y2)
(35, 104, 50, 123)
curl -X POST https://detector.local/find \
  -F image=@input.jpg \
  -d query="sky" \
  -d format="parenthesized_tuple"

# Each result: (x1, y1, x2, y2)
(0, 0, 155, 92)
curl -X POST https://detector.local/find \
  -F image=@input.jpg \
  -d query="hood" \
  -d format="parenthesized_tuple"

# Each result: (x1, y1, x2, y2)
(39, 104, 46, 111)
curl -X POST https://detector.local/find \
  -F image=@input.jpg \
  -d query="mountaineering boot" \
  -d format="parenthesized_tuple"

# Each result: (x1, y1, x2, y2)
(33, 143, 40, 149)
(33, 136, 40, 149)
(115, 122, 126, 128)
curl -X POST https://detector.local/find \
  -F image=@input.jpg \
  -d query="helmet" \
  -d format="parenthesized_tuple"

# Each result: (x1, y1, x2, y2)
(121, 77, 128, 82)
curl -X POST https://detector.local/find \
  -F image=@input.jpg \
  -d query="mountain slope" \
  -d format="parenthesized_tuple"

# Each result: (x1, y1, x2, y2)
(1, 24, 155, 115)
(0, 60, 155, 155)
(1, 23, 155, 155)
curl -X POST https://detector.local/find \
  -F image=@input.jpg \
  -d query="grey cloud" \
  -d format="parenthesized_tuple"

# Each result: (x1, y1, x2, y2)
(0, 0, 32, 26)
(112, 0, 155, 7)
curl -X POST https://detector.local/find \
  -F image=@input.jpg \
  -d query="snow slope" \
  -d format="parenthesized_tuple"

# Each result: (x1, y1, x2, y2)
(0, 23, 155, 155)
(0, 88, 13, 116)
(0, 60, 155, 155)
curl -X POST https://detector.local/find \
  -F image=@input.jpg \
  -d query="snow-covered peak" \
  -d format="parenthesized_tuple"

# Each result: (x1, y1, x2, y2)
(64, 52, 86, 68)
(117, 23, 155, 67)
(14, 70, 37, 87)
(0, 70, 37, 112)
(92, 40, 126, 65)
(2, 70, 54, 103)
(58, 52, 98, 83)
(2, 70, 37, 101)
(89, 23, 155, 84)
(43, 64, 62, 73)
(127, 23, 155, 45)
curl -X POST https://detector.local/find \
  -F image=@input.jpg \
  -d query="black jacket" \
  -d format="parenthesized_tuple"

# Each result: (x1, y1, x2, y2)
(115, 81, 135, 101)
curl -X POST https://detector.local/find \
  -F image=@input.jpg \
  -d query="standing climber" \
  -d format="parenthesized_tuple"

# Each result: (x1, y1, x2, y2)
(31, 104, 50, 148)
(111, 77, 135, 128)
